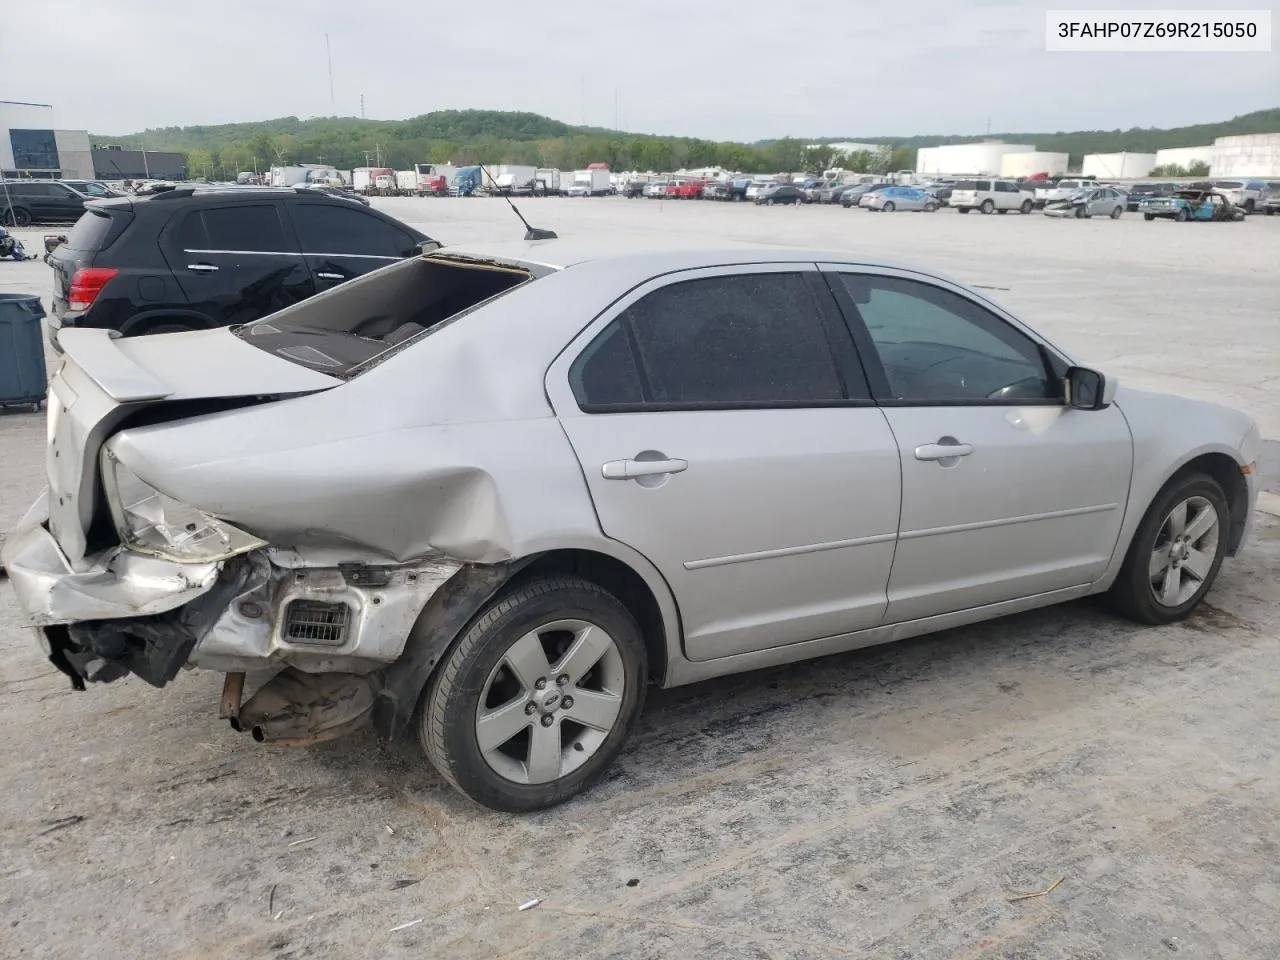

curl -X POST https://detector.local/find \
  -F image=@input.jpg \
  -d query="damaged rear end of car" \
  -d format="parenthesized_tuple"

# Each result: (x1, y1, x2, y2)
(3, 250, 540, 745)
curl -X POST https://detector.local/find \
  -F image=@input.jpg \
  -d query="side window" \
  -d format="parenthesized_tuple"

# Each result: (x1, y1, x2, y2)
(570, 273, 857, 411)
(840, 274, 1054, 404)
(201, 205, 288, 253)
(290, 203, 416, 258)
(172, 211, 209, 251)
(994, 182, 1009, 193)
(976, 180, 991, 191)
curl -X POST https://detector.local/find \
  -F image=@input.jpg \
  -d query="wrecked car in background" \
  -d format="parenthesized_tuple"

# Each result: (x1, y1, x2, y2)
(1139, 189, 1246, 222)
(2, 241, 1261, 812)
(1043, 186, 1129, 220)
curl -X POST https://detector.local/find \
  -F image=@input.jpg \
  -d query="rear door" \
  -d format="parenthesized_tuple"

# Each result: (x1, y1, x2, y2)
(822, 265, 1133, 623)
(547, 265, 902, 662)
(47, 183, 89, 221)
(161, 201, 315, 326)
(285, 200, 419, 293)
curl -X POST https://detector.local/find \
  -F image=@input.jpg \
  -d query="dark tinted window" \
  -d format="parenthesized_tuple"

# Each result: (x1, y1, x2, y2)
(172, 210, 208, 250)
(291, 203, 415, 257)
(841, 274, 1053, 403)
(571, 321, 644, 408)
(200, 205, 288, 252)
(583, 273, 850, 409)
(9, 129, 59, 169)
(953, 180, 978, 190)
(65, 209, 120, 251)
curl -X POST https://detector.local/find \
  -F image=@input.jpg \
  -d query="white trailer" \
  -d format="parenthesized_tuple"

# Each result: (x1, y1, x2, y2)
(395, 170, 419, 195)
(534, 169, 560, 195)
(270, 165, 311, 187)
(585, 167, 611, 195)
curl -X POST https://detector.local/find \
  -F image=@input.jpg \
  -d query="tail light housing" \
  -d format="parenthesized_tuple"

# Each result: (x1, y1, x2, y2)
(68, 267, 119, 309)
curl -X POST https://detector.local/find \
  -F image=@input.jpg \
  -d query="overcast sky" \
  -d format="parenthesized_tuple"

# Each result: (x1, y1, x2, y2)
(7, 0, 1276, 140)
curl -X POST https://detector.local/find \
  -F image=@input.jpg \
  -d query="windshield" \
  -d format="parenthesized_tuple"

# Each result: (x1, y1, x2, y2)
(237, 256, 532, 378)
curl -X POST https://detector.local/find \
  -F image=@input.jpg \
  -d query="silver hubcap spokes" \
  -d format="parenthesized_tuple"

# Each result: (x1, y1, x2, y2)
(1149, 496, 1219, 607)
(476, 619, 626, 785)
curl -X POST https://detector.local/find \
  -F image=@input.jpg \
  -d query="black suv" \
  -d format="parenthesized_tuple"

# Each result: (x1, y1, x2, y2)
(45, 186, 435, 343)
(2, 180, 90, 226)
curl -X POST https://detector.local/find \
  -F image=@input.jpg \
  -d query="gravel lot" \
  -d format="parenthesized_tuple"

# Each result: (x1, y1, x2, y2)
(1, 199, 1278, 959)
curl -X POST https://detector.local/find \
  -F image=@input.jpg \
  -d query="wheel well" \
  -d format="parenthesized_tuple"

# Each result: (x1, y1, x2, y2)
(511, 550, 671, 685)
(124, 314, 215, 336)
(1170, 453, 1249, 554)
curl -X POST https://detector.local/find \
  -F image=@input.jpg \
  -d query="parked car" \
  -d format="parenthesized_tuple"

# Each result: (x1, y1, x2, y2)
(668, 179, 706, 200)
(644, 181, 669, 198)
(840, 183, 884, 208)
(814, 181, 852, 204)
(951, 179, 1034, 215)
(1262, 191, 1280, 216)
(42, 186, 435, 347)
(724, 178, 753, 202)
(861, 186, 939, 212)
(1125, 182, 1179, 211)
(755, 184, 805, 205)
(1033, 179, 1098, 209)
(3, 241, 1260, 813)
(923, 182, 954, 206)
(566, 183, 591, 197)
(1, 180, 90, 226)
(622, 180, 647, 199)
(701, 181, 729, 201)
(60, 180, 126, 199)
(1211, 180, 1268, 214)
(299, 183, 371, 206)
(1043, 186, 1128, 219)
(744, 181, 775, 201)
(1139, 189, 1245, 222)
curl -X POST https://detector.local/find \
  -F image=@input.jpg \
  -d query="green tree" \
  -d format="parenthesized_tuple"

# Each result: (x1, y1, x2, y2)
(1187, 160, 1210, 176)
(846, 150, 872, 173)
(1149, 163, 1188, 176)
(800, 144, 839, 174)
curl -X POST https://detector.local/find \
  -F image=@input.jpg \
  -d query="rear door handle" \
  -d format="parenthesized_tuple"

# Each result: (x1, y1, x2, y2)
(914, 441, 974, 461)
(602, 458, 688, 480)
(187, 263, 218, 273)
(316, 272, 345, 280)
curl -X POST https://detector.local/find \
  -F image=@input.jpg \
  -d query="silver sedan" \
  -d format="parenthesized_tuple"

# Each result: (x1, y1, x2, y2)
(3, 242, 1260, 811)
(1044, 186, 1129, 219)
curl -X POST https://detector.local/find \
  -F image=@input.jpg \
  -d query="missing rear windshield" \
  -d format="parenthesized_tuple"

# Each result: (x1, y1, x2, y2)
(236, 256, 532, 377)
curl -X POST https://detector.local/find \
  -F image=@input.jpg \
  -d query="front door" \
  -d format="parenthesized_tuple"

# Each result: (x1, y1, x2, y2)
(287, 200, 420, 293)
(548, 266, 902, 662)
(161, 201, 315, 326)
(823, 265, 1133, 623)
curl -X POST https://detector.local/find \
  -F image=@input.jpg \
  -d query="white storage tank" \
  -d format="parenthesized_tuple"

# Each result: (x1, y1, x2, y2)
(1082, 152, 1157, 179)
(915, 142, 1035, 176)
(1210, 133, 1280, 177)
(1154, 145, 1213, 170)
(1001, 152, 1069, 178)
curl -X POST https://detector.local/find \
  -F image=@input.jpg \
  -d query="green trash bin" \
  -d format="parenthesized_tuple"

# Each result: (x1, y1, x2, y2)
(0, 293, 48, 411)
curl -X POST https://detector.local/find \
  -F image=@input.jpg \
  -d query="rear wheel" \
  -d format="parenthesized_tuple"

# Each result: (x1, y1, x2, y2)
(419, 576, 648, 812)
(4, 207, 32, 227)
(980, 199, 994, 214)
(882, 201, 895, 212)
(1110, 206, 1123, 219)
(1107, 474, 1228, 625)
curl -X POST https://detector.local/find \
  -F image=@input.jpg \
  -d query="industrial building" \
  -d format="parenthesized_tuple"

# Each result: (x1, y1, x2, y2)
(0, 100, 94, 179)
(1209, 133, 1280, 177)
(915, 142, 1035, 176)
(1082, 152, 1157, 179)
(1000, 152, 1069, 178)
(91, 145, 186, 181)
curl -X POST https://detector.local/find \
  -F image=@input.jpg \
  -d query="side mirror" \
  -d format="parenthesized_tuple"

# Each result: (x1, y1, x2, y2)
(418, 240, 442, 254)
(1065, 366, 1116, 410)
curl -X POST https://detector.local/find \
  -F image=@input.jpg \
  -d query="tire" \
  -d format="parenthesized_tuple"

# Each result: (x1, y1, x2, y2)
(923, 202, 937, 213)
(1175, 208, 1190, 222)
(5, 207, 32, 228)
(1144, 213, 1155, 221)
(1243, 199, 1255, 214)
(957, 207, 970, 214)
(766, 198, 774, 206)
(1110, 206, 1123, 219)
(1020, 199, 1033, 214)
(1074, 205, 1086, 219)
(882, 201, 895, 212)
(980, 199, 994, 214)
(419, 576, 648, 812)
(1106, 473, 1229, 625)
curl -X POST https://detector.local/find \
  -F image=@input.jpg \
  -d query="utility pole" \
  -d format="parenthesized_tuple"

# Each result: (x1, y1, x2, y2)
(360, 93, 365, 119)
(614, 86, 619, 130)
(325, 33, 336, 115)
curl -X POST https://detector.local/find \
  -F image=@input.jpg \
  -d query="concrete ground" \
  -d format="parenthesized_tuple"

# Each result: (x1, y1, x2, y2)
(1, 200, 1278, 959)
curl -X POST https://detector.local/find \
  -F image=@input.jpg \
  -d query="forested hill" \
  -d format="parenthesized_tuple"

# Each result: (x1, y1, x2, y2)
(93, 107, 1278, 177)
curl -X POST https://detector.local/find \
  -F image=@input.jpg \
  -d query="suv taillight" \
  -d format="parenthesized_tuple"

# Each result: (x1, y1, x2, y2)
(68, 267, 119, 308)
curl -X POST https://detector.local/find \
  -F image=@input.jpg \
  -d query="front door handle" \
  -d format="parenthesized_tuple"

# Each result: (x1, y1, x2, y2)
(914, 440, 974, 461)
(316, 272, 345, 280)
(187, 263, 219, 273)
(602, 458, 688, 480)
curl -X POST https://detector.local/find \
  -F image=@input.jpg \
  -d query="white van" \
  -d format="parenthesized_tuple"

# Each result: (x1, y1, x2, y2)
(950, 179, 1034, 215)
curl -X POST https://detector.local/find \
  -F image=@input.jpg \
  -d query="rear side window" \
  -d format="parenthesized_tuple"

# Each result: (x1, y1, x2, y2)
(572, 273, 859, 411)
(953, 180, 977, 190)
(65, 209, 128, 252)
(290, 203, 417, 258)
(200, 205, 289, 253)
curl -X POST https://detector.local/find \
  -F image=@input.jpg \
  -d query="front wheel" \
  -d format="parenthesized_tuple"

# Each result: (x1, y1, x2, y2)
(5, 207, 32, 227)
(1020, 199, 1033, 214)
(923, 202, 937, 213)
(1074, 205, 1087, 219)
(1106, 474, 1229, 625)
(419, 576, 648, 812)
(1175, 208, 1190, 222)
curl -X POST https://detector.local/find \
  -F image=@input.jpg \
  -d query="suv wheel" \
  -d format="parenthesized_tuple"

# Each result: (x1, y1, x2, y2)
(419, 576, 648, 812)
(980, 199, 995, 214)
(1020, 199, 1033, 214)
(1107, 473, 1228, 625)
(4, 208, 32, 228)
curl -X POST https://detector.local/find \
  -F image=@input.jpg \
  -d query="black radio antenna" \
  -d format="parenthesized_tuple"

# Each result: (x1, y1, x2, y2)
(476, 162, 557, 240)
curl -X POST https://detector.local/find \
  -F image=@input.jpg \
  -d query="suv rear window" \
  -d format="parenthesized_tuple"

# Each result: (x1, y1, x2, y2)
(64, 208, 130, 252)
(953, 180, 978, 190)
(237, 255, 532, 377)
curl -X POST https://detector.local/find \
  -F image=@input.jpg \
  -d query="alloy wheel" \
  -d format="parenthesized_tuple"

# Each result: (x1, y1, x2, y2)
(475, 619, 626, 785)
(1149, 496, 1219, 607)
